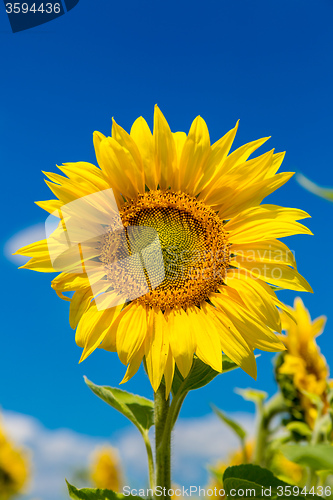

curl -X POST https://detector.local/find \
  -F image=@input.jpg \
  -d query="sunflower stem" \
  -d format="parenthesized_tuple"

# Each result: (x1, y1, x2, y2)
(154, 381, 171, 499)
(253, 392, 287, 466)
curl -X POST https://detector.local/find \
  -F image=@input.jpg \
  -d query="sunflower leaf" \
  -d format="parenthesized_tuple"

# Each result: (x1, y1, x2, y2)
(280, 444, 333, 472)
(235, 388, 268, 404)
(84, 377, 154, 432)
(172, 355, 240, 396)
(285, 421, 312, 437)
(296, 173, 333, 202)
(223, 465, 321, 499)
(66, 480, 131, 499)
(211, 404, 247, 441)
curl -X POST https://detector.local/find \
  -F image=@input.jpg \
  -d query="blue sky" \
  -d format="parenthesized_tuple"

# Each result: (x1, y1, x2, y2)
(1, 0, 333, 447)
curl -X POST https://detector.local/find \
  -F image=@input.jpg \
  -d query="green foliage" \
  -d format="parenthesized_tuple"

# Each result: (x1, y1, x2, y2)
(235, 388, 268, 405)
(280, 444, 333, 472)
(296, 173, 333, 202)
(66, 480, 130, 500)
(172, 354, 240, 396)
(222, 465, 321, 499)
(84, 377, 154, 433)
(211, 404, 246, 441)
(285, 422, 312, 438)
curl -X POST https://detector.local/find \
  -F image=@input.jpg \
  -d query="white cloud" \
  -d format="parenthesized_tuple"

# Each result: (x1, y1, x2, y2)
(2, 410, 254, 500)
(4, 223, 46, 264)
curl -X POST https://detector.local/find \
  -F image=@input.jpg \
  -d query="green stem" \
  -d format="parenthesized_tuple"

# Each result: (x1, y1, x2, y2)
(253, 392, 287, 466)
(241, 437, 248, 464)
(143, 430, 156, 491)
(154, 382, 171, 499)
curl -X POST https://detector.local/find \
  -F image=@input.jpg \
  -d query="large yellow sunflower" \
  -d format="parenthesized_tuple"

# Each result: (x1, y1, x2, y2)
(16, 106, 313, 393)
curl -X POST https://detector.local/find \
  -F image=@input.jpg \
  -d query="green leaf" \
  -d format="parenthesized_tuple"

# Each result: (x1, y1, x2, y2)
(223, 465, 321, 499)
(211, 404, 246, 441)
(296, 173, 333, 202)
(235, 388, 268, 404)
(84, 377, 154, 433)
(285, 421, 312, 437)
(66, 480, 129, 500)
(280, 444, 333, 472)
(172, 355, 240, 396)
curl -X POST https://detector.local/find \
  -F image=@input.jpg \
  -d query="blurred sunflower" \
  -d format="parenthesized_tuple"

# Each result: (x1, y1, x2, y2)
(207, 442, 254, 499)
(16, 106, 312, 393)
(90, 445, 122, 491)
(276, 297, 329, 428)
(0, 420, 29, 500)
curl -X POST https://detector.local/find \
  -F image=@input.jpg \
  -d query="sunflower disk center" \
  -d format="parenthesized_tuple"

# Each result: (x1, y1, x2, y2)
(101, 191, 229, 310)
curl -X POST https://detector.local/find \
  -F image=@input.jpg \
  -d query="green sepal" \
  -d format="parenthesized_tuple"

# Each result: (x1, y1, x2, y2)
(172, 354, 240, 396)
(84, 377, 154, 432)
(280, 444, 333, 472)
(222, 465, 321, 499)
(66, 480, 131, 500)
(211, 404, 247, 441)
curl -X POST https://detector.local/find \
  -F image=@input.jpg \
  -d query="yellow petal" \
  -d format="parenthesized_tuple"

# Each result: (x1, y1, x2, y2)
(130, 116, 157, 190)
(69, 287, 94, 329)
(230, 260, 313, 293)
(44, 180, 81, 205)
(195, 121, 239, 193)
(116, 305, 148, 365)
(93, 131, 107, 170)
(189, 306, 222, 373)
(265, 151, 286, 177)
(19, 255, 56, 272)
(312, 316, 327, 337)
(199, 136, 270, 201)
(214, 172, 294, 218)
(178, 116, 210, 195)
(169, 308, 195, 378)
(221, 136, 271, 174)
(212, 293, 285, 352)
(224, 273, 281, 332)
(144, 309, 170, 392)
(35, 199, 63, 215)
(227, 205, 312, 245)
(173, 132, 187, 160)
(121, 344, 145, 384)
(207, 304, 257, 379)
(58, 162, 109, 191)
(98, 304, 134, 353)
(98, 137, 143, 201)
(51, 271, 103, 292)
(153, 105, 177, 190)
(77, 296, 124, 361)
(231, 239, 297, 269)
(112, 118, 145, 190)
(15, 238, 48, 257)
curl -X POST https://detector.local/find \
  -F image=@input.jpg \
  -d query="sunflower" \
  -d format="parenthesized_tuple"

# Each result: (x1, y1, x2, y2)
(90, 445, 122, 491)
(207, 442, 254, 499)
(0, 419, 29, 500)
(276, 297, 328, 428)
(16, 106, 313, 393)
